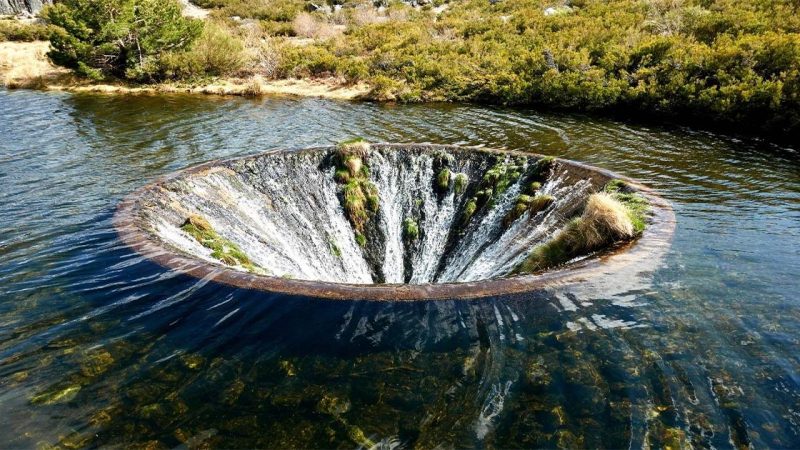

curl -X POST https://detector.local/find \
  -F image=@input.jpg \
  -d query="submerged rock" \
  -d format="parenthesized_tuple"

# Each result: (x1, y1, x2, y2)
(30, 384, 81, 405)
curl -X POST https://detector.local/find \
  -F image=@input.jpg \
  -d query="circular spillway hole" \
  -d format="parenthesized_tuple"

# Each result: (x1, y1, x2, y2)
(114, 144, 674, 300)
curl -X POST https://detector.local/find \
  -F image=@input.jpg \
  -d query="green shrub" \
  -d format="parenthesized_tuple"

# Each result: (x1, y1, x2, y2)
(158, 21, 246, 79)
(271, 0, 800, 137)
(43, 0, 202, 81)
(0, 20, 52, 42)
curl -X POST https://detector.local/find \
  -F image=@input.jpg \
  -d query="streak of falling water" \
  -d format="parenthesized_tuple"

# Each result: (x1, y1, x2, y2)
(148, 147, 599, 285)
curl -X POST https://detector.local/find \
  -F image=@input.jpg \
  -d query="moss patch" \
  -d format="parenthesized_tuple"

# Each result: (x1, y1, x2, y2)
(333, 140, 379, 243)
(461, 198, 478, 225)
(180, 215, 261, 272)
(436, 168, 451, 192)
(327, 236, 342, 258)
(403, 218, 419, 242)
(504, 194, 555, 226)
(454, 173, 469, 194)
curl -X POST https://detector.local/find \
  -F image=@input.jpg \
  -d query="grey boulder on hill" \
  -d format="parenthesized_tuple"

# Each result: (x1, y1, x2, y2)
(0, 0, 52, 16)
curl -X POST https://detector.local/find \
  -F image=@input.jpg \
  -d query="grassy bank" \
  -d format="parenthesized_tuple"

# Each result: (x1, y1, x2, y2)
(2, 0, 799, 138)
(0, 41, 368, 99)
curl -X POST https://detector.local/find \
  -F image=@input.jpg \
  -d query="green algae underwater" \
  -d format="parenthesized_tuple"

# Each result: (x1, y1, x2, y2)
(0, 89, 799, 448)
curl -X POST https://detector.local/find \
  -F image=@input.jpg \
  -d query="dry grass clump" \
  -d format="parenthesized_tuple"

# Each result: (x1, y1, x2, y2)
(515, 192, 639, 273)
(241, 76, 264, 96)
(239, 22, 280, 77)
(336, 138, 370, 158)
(350, 7, 387, 26)
(579, 193, 635, 246)
(0, 41, 71, 89)
(292, 12, 341, 39)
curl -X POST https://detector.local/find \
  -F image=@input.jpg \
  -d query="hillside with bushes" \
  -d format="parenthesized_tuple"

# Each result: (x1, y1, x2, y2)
(4, 0, 800, 138)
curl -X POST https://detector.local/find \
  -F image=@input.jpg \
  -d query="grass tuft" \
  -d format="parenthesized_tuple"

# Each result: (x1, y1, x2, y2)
(515, 192, 644, 273)
(333, 140, 379, 245)
(504, 194, 555, 226)
(454, 173, 469, 194)
(403, 218, 419, 242)
(436, 168, 451, 192)
(180, 215, 261, 272)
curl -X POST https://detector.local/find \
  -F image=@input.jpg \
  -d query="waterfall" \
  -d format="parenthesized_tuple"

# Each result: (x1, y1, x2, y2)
(146, 145, 604, 285)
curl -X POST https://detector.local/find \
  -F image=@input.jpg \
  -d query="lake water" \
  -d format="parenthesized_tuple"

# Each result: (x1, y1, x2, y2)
(1, 89, 798, 448)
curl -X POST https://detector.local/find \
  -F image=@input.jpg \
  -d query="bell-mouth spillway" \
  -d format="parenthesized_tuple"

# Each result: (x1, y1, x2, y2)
(113, 143, 675, 301)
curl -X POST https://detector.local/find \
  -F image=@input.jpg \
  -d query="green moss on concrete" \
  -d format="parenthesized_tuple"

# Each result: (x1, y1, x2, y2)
(355, 233, 367, 248)
(332, 141, 380, 245)
(462, 198, 478, 224)
(328, 237, 342, 258)
(504, 194, 555, 225)
(454, 173, 468, 194)
(180, 215, 261, 272)
(533, 156, 555, 177)
(437, 168, 451, 192)
(403, 218, 419, 242)
(481, 159, 523, 196)
(460, 157, 528, 227)
(604, 179, 649, 233)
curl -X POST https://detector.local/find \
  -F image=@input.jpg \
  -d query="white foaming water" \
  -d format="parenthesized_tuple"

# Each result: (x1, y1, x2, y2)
(147, 146, 602, 285)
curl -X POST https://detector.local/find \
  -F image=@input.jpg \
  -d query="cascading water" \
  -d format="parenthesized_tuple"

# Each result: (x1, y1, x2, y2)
(115, 144, 672, 299)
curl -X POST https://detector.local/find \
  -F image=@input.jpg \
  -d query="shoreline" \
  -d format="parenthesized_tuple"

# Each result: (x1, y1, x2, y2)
(0, 41, 370, 101)
(2, 42, 797, 145)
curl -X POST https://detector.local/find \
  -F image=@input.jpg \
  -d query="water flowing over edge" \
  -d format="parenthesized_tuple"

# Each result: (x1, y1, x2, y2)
(114, 143, 675, 300)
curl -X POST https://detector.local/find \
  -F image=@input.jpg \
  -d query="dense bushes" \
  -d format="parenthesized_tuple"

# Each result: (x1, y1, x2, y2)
(42, 0, 203, 80)
(38, 0, 800, 136)
(157, 22, 247, 79)
(0, 19, 52, 42)
(270, 0, 800, 136)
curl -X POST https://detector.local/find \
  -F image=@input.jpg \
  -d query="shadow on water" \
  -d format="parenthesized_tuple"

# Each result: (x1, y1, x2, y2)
(0, 89, 798, 448)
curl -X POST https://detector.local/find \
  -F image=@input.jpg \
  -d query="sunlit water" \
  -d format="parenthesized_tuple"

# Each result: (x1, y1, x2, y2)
(1, 89, 798, 448)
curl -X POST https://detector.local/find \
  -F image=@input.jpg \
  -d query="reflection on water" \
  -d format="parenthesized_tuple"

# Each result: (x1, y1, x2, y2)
(0, 90, 798, 448)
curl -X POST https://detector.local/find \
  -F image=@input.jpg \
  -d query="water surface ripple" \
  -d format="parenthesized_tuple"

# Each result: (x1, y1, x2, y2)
(1, 90, 799, 448)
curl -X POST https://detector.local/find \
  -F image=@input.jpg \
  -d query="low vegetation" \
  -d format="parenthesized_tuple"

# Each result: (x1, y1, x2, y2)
(454, 173, 469, 194)
(333, 139, 379, 245)
(460, 156, 527, 226)
(0, 19, 52, 42)
(436, 168, 451, 192)
(279, 0, 800, 137)
(515, 180, 649, 273)
(503, 159, 554, 224)
(8, 0, 797, 137)
(180, 215, 262, 272)
(403, 218, 420, 241)
(505, 193, 555, 226)
(604, 178, 649, 233)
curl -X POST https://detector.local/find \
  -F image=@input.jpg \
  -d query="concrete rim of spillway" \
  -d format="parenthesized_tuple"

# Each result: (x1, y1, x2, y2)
(113, 143, 676, 301)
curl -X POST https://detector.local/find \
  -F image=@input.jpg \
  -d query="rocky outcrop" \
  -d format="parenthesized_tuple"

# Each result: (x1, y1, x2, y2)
(0, 0, 52, 16)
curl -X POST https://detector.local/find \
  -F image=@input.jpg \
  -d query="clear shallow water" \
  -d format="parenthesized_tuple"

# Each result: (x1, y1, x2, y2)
(0, 89, 798, 448)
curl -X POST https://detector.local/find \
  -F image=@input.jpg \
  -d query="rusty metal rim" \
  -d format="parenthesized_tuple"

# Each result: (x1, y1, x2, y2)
(113, 144, 676, 301)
